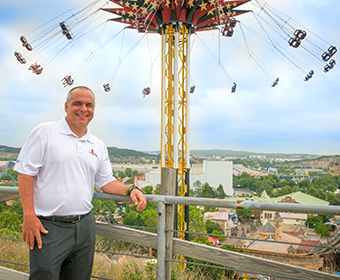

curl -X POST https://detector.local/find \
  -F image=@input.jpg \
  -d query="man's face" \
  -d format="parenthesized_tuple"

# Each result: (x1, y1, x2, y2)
(64, 88, 95, 135)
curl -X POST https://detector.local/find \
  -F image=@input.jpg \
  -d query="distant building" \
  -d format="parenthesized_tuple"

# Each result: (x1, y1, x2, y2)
(134, 172, 145, 187)
(204, 210, 237, 235)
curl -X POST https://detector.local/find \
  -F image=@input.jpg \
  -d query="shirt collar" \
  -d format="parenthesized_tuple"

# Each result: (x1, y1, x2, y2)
(58, 117, 94, 143)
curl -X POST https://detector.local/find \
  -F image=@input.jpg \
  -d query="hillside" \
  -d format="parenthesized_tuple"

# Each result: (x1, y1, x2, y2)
(107, 147, 154, 158)
(0, 145, 21, 154)
(281, 155, 340, 175)
(0, 145, 334, 162)
(0, 145, 155, 160)
(190, 149, 319, 160)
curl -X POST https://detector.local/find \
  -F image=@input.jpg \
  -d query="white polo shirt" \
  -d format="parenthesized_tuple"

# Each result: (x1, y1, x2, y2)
(14, 117, 115, 216)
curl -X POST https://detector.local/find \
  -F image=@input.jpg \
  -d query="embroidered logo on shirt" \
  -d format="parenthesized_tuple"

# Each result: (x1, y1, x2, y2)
(89, 149, 98, 158)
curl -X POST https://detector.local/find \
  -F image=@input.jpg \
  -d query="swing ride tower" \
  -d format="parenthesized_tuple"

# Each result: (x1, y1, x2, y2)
(103, 0, 251, 260)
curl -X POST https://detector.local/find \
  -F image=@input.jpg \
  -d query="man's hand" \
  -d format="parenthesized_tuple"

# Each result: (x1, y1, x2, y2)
(22, 215, 48, 250)
(130, 189, 147, 212)
(101, 181, 147, 211)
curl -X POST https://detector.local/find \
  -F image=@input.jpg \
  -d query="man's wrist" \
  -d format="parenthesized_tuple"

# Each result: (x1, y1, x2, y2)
(126, 184, 141, 196)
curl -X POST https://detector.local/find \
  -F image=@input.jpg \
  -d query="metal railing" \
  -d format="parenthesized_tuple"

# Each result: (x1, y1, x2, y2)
(1, 182, 340, 279)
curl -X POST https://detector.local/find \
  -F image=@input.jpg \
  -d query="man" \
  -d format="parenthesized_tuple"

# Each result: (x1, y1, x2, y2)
(14, 86, 146, 279)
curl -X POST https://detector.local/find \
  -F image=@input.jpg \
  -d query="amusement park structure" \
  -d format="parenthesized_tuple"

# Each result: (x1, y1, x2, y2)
(261, 163, 319, 183)
(105, 0, 249, 241)
(101, 0, 252, 266)
(233, 163, 320, 183)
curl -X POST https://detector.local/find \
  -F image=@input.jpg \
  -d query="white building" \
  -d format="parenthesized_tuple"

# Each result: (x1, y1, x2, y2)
(139, 160, 233, 196)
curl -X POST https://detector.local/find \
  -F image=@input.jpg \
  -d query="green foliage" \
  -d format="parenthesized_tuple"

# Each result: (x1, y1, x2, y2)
(211, 230, 226, 241)
(123, 263, 145, 280)
(221, 244, 238, 252)
(189, 206, 207, 243)
(154, 184, 161, 195)
(125, 178, 134, 184)
(91, 199, 102, 215)
(314, 222, 331, 237)
(0, 210, 22, 235)
(117, 170, 126, 178)
(8, 200, 23, 215)
(142, 185, 154, 194)
(202, 206, 218, 214)
(205, 220, 223, 234)
(0, 202, 7, 212)
(7, 169, 19, 181)
(200, 183, 215, 198)
(107, 147, 153, 158)
(122, 211, 145, 226)
(125, 168, 133, 178)
(91, 199, 116, 216)
(194, 181, 227, 199)
(141, 209, 157, 231)
(232, 170, 340, 205)
(236, 209, 252, 219)
(216, 184, 227, 199)
(306, 214, 323, 228)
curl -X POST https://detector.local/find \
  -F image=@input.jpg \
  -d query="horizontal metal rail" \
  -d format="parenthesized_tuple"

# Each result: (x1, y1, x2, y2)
(2, 186, 340, 215)
(3, 187, 339, 215)
(67, 190, 340, 215)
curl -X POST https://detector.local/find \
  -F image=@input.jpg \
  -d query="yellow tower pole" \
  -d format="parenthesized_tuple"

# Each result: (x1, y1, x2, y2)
(161, 23, 190, 268)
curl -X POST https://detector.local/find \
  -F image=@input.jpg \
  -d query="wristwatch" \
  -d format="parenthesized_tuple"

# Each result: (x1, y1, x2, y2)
(126, 184, 141, 196)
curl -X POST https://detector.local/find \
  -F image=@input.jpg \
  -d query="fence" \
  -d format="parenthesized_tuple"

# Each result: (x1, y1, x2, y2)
(1, 168, 340, 279)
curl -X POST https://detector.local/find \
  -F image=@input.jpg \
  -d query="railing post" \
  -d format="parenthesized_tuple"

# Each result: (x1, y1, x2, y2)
(160, 167, 177, 280)
(157, 202, 166, 280)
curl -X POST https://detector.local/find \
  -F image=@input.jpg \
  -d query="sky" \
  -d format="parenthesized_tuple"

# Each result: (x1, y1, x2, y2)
(0, 0, 339, 156)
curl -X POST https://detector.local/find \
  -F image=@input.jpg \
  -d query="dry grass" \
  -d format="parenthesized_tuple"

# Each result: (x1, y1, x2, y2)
(0, 237, 159, 280)
(0, 238, 29, 274)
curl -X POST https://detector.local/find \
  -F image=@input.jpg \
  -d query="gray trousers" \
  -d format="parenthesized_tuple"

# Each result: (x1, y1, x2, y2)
(29, 212, 96, 280)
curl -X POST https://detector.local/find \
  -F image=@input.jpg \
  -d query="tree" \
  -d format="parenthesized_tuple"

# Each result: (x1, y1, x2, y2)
(101, 200, 117, 215)
(125, 168, 133, 177)
(141, 209, 158, 231)
(125, 178, 134, 184)
(306, 214, 322, 228)
(193, 180, 203, 197)
(236, 209, 252, 220)
(202, 206, 218, 214)
(189, 206, 207, 243)
(200, 183, 215, 198)
(132, 170, 139, 178)
(307, 185, 317, 197)
(142, 185, 154, 194)
(91, 199, 102, 215)
(314, 222, 331, 237)
(117, 170, 125, 178)
(154, 184, 161, 195)
(205, 220, 223, 234)
(326, 192, 340, 205)
(123, 211, 145, 226)
(275, 185, 292, 197)
(216, 184, 227, 199)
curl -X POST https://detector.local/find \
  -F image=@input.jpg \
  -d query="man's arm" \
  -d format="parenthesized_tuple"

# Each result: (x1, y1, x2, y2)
(101, 181, 146, 212)
(18, 173, 48, 250)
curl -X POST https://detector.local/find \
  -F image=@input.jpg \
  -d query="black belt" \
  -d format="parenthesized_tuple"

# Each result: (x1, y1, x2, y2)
(39, 212, 90, 223)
